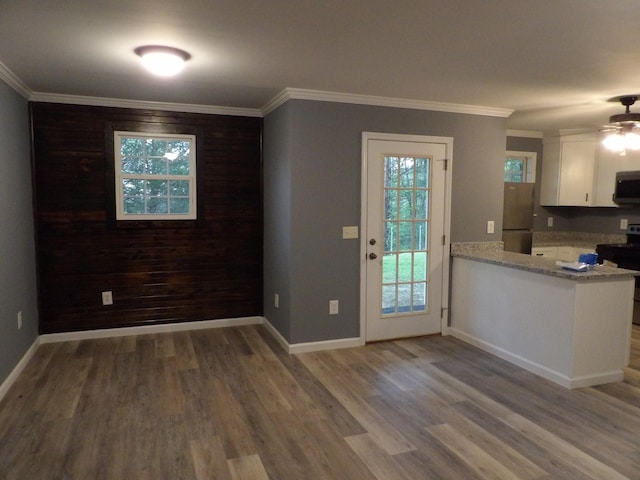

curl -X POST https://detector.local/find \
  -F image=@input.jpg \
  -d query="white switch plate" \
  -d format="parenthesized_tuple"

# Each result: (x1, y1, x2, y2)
(102, 291, 113, 305)
(342, 226, 359, 239)
(487, 220, 495, 234)
(620, 218, 629, 230)
(17, 311, 22, 330)
(547, 217, 554, 227)
(274, 293, 279, 308)
(329, 300, 339, 315)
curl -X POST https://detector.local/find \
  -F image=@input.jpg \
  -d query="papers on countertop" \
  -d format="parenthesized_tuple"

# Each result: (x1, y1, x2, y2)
(555, 261, 595, 272)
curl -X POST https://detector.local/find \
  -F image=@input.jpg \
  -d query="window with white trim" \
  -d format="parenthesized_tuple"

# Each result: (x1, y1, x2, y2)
(114, 131, 197, 220)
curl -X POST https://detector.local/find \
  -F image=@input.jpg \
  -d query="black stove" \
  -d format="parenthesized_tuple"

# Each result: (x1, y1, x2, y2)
(596, 224, 640, 270)
(596, 224, 640, 324)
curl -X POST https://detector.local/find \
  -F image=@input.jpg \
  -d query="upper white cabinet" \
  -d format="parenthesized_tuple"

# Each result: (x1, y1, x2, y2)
(540, 133, 596, 206)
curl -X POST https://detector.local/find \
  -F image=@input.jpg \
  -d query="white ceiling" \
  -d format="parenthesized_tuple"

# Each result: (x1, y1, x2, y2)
(1, 0, 639, 133)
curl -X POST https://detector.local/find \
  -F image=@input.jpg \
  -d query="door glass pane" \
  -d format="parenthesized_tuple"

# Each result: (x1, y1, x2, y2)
(381, 154, 432, 316)
(382, 253, 397, 283)
(413, 283, 427, 311)
(397, 283, 412, 312)
(414, 252, 426, 281)
(382, 285, 396, 314)
(397, 252, 412, 282)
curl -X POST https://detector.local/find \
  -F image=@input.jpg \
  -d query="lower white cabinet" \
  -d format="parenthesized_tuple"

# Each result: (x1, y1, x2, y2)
(531, 246, 594, 262)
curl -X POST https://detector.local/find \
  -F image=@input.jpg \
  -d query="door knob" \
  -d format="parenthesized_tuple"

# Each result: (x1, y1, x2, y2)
(368, 252, 378, 260)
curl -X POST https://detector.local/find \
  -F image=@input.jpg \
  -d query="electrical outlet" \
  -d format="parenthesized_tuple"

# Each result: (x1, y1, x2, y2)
(547, 217, 554, 227)
(621, 218, 629, 230)
(329, 300, 339, 315)
(17, 311, 22, 330)
(487, 220, 495, 234)
(274, 293, 279, 309)
(102, 291, 113, 305)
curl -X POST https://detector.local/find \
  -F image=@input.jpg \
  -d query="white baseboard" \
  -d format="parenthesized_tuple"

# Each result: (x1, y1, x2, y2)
(0, 337, 40, 403)
(39, 316, 264, 344)
(262, 317, 364, 354)
(448, 328, 624, 389)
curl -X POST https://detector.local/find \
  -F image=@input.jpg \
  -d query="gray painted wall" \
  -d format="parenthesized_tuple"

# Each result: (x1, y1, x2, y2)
(0, 80, 38, 385)
(508, 135, 640, 234)
(264, 99, 506, 344)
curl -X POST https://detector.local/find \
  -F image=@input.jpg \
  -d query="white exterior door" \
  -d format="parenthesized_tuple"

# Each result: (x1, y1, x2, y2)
(361, 133, 451, 342)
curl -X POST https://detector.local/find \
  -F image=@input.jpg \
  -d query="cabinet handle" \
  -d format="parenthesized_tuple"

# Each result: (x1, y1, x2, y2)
(585, 193, 589, 202)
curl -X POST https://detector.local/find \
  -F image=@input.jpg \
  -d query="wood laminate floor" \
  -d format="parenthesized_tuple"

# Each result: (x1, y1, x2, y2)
(1, 324, 639, 479)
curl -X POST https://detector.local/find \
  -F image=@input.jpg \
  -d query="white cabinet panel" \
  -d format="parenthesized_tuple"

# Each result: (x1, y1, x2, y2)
(540, 134, 596, 206)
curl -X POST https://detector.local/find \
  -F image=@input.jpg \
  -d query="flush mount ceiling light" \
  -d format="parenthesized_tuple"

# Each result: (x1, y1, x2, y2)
(602, 95, 640, 154)
(134, 45, 191, 77)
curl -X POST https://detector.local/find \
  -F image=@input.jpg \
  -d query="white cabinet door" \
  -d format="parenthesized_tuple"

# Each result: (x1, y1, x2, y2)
(592, 138, 640, 207)
(540, 134, 596, 207)
(557, 141, 595, 206)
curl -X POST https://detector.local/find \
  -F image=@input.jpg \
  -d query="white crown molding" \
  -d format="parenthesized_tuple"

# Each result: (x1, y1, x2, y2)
(29, 91, 262, 117)
(262, 87, 514, 118)
(0, 60, 32, 99)
(506, 129, 544, 139)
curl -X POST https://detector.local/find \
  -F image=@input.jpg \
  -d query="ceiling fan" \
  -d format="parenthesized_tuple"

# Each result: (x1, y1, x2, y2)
(601, 95, 640, 153)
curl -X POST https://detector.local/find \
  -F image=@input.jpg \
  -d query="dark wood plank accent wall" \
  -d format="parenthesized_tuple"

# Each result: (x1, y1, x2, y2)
(30, 103, 263, 334)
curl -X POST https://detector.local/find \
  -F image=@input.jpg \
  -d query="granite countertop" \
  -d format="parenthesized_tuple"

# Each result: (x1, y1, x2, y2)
(451, 242, 639, 281)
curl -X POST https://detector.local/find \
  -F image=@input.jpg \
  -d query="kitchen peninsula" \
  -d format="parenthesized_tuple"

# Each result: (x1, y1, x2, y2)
(449, 242, 638, 389)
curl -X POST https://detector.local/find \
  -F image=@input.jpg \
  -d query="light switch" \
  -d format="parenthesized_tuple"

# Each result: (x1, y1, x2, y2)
(487, 220, 495, 234)
(621, 219, 628, 230)
(342, 226, 359, 239)
(547, 217, 554, 227)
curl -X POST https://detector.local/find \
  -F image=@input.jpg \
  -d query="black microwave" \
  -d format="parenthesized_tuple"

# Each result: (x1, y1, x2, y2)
(614, 171, 640, 204)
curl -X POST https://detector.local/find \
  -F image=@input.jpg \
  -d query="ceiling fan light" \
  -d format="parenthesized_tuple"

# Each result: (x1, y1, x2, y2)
(135, 46, 191, 77)
(603, 132, 626, 152)
(624, 132, 640, 150)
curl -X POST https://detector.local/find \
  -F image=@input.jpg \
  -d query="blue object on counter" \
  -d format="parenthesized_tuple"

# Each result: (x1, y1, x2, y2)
(578, 253, 598, 265)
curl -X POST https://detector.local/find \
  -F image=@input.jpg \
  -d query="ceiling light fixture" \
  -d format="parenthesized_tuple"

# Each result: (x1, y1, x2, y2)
(134, 45, 191, 77)
(602, 95, 640, 155)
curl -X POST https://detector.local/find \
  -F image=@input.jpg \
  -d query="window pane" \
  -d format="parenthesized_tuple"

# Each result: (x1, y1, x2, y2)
(397, 252, 412, 282)
(505, 157, 525, 182)
(414, 252, 427, 281)
(382, 285, 396, 314)
(385, 156, 398, 187)
(398, 190, 414, 219)
(414, 221, 428, 250)
(147, 197, 168, 214)
(123, 197, 144, 214)
(123, 179, 144, 196)
(149, 139, 168, 156)
(398, 222, 413, 251)
(397, 284, 411, 312)
(399, 157, 414, 187)
(385, 189, 398, 220)
(147, 158, 168, 175)
(170, 198, 190, 214)
(384, 222, 397, 252)
(415, 190, 428, 219)
(146, 180, 168, 196)
(121, 138, 144, 156)
(169, 180, 189, 196)
(415, 158, 429, 188)
(413, 282, 426, 311)
(382, 253, 397, 283)
(169, 158, 190, 175)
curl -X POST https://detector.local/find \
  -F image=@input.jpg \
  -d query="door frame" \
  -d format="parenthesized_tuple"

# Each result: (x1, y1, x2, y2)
(359, 132, 453, 342)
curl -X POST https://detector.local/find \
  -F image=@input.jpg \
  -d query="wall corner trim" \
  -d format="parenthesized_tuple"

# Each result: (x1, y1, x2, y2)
(0, 337, 40, 403)
(0, 60, 32, 99)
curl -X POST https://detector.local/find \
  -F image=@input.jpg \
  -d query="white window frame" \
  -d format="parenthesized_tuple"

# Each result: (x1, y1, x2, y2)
(114, 131, 197, 220)
(505, 150, 537, 183)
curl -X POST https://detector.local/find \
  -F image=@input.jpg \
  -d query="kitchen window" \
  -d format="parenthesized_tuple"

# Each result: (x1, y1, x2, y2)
(505, 150, 537, 183)
(114, 131, 197, 220)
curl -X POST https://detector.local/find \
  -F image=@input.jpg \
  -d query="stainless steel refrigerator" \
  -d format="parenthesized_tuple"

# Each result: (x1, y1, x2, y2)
(502, 182, 535, 254)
